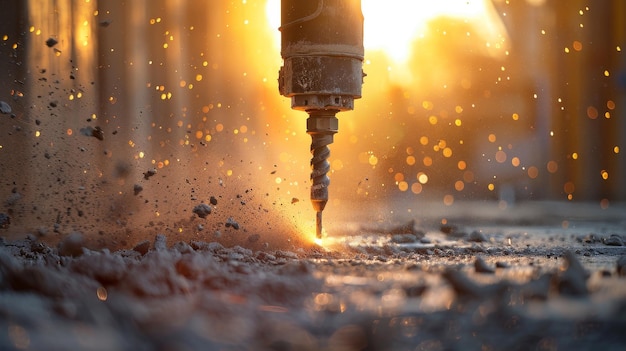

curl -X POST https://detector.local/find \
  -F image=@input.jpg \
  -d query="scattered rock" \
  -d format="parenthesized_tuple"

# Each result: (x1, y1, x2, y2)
(143, 168, 157, 180)
(474, 256, 495, 273)
(275, 250, 298, 260)
(440, 224, 466, 238)
(495, 261, 510, 269)
(79, 126, 104, 140)
(133, 184, 143, 196)
(192, 203, 212, 219)
(0, 101, 11, 114)
(467, 230, 488, 243)
(209, 196, 218, 205)
(555, 251, 588, 296)
(45, 37, 58, 47)
(579, 233, 602, 244)
(440, 224, 458, 234)
(604, 234, 624, 246)
(57, 232, 85, 257)
(419, 237, 432, 244)
(133, 240, 151, 255)
(225, 217, 240, 230)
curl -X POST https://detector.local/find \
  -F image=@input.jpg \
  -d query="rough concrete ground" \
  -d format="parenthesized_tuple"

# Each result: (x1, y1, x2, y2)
(1, 201, 626, 350)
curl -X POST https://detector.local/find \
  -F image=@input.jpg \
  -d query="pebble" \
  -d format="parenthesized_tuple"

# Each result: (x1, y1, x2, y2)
(133, 184, 143, 196)
(45, 37, 58, 47)
(143, 168, 157, 180)
(467, 231, 488, 243)
(474, 256, 495, 274)
(556, 251, 588, 296)
(0, 101, 11, 114)
(604, 234, 624, 246)
(192, 203, 212, 219)
(225, 217, 240, 230)
(495, 261, 510, 269)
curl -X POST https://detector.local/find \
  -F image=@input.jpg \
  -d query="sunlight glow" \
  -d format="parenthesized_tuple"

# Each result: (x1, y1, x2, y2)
(362, 0, 502, 62)
(266, 0, 507, 63)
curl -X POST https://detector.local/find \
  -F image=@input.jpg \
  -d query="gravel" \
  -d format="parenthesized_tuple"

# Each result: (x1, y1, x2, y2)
(1, 224, 626, 350)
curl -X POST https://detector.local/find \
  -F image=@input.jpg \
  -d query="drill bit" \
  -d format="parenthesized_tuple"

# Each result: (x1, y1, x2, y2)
(316, 211, 323, 239)
(307, 110, 338, 239)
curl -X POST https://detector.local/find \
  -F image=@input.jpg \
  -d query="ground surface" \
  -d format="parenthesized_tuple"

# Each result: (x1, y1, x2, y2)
(1, 201, 626, 351)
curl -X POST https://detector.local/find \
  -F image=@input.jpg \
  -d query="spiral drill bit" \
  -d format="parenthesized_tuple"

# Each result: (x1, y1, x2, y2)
(307, 110, 338, 238)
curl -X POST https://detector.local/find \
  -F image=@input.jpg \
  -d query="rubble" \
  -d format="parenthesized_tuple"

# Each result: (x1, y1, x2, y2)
(0, 229, 625, 350)
(192, 203, 212, 219)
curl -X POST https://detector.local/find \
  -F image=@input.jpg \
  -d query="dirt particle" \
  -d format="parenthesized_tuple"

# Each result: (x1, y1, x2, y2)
(143, 168, 157, 180)
(133, 184, 143, 195)
(79, 126, 104, 140)
(225, 217, 240, 230)
(209, 196, 218, 205)
(45, 37, 58, 47)
(192, 203, 212, 219)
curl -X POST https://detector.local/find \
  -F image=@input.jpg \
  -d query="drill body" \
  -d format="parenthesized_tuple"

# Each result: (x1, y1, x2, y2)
(279, 0, 365, 238)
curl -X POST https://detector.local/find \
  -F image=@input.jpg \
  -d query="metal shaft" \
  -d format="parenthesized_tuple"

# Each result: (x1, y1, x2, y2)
(307, 110, 338, 238)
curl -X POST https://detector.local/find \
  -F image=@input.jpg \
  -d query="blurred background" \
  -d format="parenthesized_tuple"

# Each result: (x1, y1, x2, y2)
(0, 0, 624, 247)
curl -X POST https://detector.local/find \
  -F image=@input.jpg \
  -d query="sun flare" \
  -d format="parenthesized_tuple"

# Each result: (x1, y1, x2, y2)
(266, 0, 508, 67)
